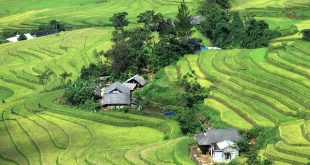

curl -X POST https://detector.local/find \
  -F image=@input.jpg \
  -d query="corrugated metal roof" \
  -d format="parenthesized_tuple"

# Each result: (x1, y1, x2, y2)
(123, 83, 136, 90)
(125, 74, 146, 86)
(102, 93, 130, 105)
(104, 82, 131, 94)
(196, 129, 240, 145)
(216, 140, 235, 150)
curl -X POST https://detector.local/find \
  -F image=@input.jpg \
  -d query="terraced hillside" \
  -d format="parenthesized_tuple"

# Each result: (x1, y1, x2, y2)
(148, 40, 309, 164)
(0, 0, 197, 32)
(0, 28, 195, 164)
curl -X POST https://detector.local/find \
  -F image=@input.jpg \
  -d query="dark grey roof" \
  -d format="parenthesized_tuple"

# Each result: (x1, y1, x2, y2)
(104, 82, 130, 94)
(125, 74, 146, 86)
(34, 29, 59, 37)
(196, 129, 240, 145)
(190, 15, 205, 25)
(123, 83, 137, 90)
(102, 93, 131, 105)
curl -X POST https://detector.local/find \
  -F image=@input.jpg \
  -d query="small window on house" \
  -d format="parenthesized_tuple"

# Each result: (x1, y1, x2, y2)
(224, 153, 231, 160)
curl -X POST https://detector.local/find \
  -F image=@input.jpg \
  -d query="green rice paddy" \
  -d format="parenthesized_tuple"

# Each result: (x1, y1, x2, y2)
(0, 0, 309, 164)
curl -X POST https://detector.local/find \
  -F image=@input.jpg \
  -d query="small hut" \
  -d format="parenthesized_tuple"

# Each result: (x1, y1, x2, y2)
(125, 74, 147, 88)
(196, 129, 240, 163)
(102, 82, 131, 109)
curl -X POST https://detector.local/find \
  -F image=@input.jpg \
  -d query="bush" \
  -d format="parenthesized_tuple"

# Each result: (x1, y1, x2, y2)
(174, 108, 202, 134)
(2, 100, 5, 103)
(237, 137, 251, 153)
(63, 79, 95, 106)
(301, 29, 310, 41)
(18, 34, 27, 41)
(247, 127, 279, 150)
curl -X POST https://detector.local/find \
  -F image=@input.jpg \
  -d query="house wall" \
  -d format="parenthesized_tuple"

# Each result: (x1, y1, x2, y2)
(212, 148, 239, 163)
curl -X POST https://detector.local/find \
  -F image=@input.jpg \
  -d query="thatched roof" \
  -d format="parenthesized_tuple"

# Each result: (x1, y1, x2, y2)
(102, 93, 130, 105)
(104, 82, 130, 94)
(196, 129, 240, 146)
(125, 74, 146, 86)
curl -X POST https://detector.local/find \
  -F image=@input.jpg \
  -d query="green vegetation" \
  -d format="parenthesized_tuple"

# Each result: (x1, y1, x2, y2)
(0, 0, 309, 164)
(0, 86, 14, 100)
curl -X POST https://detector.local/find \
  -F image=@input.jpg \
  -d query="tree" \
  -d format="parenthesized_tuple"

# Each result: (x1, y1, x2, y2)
(175, 108, 202, 134)
(301, 29, 310, 41)
(242, 19, 270, 48)
(38, 68, 54, 84)
(228, 12, 245, 47)
(137, 10, 163, 31)
(109, 40, 134, 74)
(18, 34, 27, 41)
(127, 27, 152, 70)
(110, 12, 129, 31)
(63, 80, 95, 106)
(176, 0, 193, 39)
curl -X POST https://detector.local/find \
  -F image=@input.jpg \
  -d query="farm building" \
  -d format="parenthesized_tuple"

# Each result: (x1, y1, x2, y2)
(101, 82, 131, 109)
(6, 33, 35, 42)
(196, 129, 240, 163)
(125, 74, 147, 88)
(190, 15, 205, 25)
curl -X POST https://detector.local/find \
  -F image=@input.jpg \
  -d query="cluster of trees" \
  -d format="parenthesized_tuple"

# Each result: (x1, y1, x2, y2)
(63, 63, 110, 110)
(104, 0, 195, 77)
(38, 20, 65, 31)
(175, 73, 210, 134)
(235, 127, 278, 165)
(198, 0, 280, 48)
(302, 29, 310, 41)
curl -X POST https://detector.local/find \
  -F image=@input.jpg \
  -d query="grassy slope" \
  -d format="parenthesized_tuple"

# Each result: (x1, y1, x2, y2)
(0, 25, 194, 165)
(0, 0, 309, 164)
(0, 0, 197, 32)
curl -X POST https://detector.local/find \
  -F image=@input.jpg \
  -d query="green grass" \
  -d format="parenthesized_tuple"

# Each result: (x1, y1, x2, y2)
(0, 1, 309, 164)
(0, 0, 197, 33)
(0, 86, 14, 100)
(279, 120, 310, 146)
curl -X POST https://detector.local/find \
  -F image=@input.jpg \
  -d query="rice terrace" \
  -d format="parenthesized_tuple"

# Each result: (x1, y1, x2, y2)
(0, 0, 309, 165)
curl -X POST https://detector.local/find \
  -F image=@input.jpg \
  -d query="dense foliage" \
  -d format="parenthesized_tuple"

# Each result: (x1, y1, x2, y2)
(17, 34, 27, 41)
(38, 20, 65, 31)
(173, 74, 211, 134)
(105, 1, 195, 76)
(197, 0, 280, 48)
(63, 64, 110, 110)
(302, 29, 310, 41)
(237, 127, 279, 165)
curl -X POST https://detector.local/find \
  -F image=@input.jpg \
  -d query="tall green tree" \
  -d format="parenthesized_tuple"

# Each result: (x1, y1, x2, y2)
(228, 12, 245, 47)
(109, 40, 135, 75)
(110, 12, 129, 31)
(176, 0, 193, 39)
(137, 10, 163, 31)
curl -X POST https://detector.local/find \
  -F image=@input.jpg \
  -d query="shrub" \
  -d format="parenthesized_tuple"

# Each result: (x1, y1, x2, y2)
(301, 29, 310, 41)
(174, 108, 202, 134)
(2, 100, 5, 103)
(237, 137, 251, 153)
(18, 34, 27, 41)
